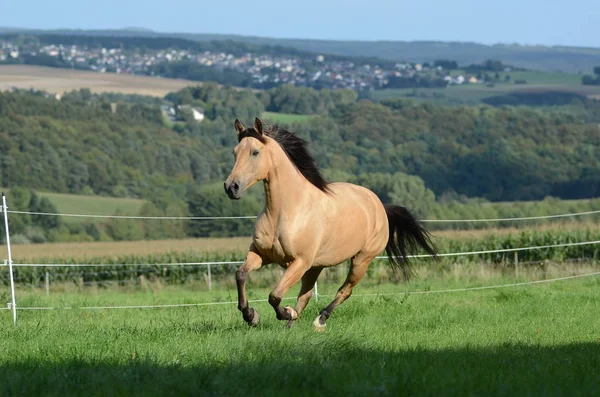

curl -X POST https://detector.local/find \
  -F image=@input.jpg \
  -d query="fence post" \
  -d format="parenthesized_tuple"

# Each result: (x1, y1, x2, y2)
(45, 271, 50, 296)
(314, 281, 319, 302)
(514, 251, 519, 279)
(207, 263, 212, 291)
(2, 193, 17, 326)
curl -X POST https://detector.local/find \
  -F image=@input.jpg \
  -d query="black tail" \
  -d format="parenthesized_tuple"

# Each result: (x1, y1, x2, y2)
(384, 205, 437, 280)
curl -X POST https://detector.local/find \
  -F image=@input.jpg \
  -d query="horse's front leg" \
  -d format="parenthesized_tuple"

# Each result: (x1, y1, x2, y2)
(236, 245, 264, 326)
(268, 258, 310, 321)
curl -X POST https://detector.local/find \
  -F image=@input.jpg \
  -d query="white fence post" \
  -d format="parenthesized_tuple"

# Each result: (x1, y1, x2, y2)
(314, 281, 319, 302)
(2, 193, 17, 326)
(207, 263, 212, 291)
(45, 271, 50, 296)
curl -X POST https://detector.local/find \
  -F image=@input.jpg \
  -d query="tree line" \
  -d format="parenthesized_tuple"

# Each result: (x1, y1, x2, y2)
(0, 86, 599, 241)
(582, 67, 600, 85)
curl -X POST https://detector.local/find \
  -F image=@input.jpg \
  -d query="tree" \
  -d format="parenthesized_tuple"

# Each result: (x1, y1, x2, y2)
(29, 193, 61, 230)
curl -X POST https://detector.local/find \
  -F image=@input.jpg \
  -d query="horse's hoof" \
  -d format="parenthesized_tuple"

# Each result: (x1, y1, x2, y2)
(284, 306, 298, 321)
(246, 309, 260, 327)
(313, 315, 326, 332)
(285, 320, 295, 329)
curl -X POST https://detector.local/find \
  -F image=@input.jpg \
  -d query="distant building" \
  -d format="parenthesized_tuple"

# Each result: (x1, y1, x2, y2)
(177, 105, 205, 122)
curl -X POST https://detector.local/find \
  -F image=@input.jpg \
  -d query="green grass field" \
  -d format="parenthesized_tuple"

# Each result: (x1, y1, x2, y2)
(262, 111, 315, 124)
(38, 191, 147, 222)
(2, 272, 599, 396)
(3, 188, 148, 224)
(371, 70, 600, 104)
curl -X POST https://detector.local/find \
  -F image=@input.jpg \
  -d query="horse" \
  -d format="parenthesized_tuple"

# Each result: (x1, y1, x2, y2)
(224, 117, 437, 330)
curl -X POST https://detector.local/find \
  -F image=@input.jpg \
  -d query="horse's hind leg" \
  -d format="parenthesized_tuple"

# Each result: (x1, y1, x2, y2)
(286, 267, 323, 328)
(313, 253, 374, 331)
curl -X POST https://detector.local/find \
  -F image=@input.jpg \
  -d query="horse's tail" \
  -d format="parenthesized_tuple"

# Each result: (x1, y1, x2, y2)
(384, 205, 437, 280)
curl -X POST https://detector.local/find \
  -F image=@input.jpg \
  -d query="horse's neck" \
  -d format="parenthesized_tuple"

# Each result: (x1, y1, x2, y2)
(262, 146, 310, 221)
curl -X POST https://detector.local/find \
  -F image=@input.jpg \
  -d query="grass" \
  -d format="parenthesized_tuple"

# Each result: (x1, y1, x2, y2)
(371, 71, 600, 104)
(262, 111, 315, 124)
(1, 269, 599, 396)
(37, 191, 147, 223)
(2, 188, 148, 225)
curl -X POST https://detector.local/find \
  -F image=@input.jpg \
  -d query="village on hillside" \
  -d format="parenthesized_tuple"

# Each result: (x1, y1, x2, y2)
(0, 38, 510, 91)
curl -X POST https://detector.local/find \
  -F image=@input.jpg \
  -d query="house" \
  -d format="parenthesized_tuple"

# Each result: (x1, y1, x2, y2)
(161, 105, 177, 123)
(190, 107, 205, 121)
(468, 76, 478, 84)
(177, 105, 205, 122)
(455, 75, 465, 85)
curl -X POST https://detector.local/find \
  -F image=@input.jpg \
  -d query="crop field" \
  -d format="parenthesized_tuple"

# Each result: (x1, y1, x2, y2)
(1, 269, 600, 396)
(7, 221, 600, 262)
(0, 65, 198, 97)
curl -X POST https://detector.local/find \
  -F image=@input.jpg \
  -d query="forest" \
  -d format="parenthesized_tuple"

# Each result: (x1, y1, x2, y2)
(0, 85, 598, 241)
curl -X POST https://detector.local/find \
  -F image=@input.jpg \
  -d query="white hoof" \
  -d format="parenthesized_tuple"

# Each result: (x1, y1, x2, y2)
(313, 315, 326, 332)
(284, 305, 298, 321)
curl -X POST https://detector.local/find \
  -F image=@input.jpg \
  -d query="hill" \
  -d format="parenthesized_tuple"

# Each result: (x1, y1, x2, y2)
(0, 86, 599, 242)
(2, 27, 600, 73)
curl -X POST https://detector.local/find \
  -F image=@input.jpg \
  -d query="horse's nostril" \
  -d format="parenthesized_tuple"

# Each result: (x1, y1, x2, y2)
(232, 182, 240, 192)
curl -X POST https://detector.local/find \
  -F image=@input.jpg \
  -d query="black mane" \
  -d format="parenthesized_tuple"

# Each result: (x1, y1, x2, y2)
(238, 124, 330, 193)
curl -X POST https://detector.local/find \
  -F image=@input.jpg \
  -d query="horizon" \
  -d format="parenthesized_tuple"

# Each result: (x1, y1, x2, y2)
(2, 25, 599, 51)
(1, 0, 599, 48)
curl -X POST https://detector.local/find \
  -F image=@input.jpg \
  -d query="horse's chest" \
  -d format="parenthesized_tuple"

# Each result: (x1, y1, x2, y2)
(253, 224, 295, 265)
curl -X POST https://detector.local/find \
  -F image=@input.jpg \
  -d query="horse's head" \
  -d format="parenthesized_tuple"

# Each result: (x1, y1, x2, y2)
(224, 117, 271, 200)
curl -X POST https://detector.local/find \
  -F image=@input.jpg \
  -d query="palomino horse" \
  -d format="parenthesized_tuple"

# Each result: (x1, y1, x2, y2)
(224, 118, 437, 330)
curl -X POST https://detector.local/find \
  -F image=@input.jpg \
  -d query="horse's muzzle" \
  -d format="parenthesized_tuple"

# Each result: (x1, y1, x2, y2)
(224, 181, 242, 200)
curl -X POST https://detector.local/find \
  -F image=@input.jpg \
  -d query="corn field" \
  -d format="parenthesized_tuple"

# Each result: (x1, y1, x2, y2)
(2, 229, 598, 287)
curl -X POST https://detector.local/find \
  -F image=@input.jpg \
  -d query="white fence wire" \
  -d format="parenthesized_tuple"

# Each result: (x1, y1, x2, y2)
(6, 208, 600, 222)
(3, 270, 600, 311)
(2, 196, 600, 324)
(7, 239, 600, 268)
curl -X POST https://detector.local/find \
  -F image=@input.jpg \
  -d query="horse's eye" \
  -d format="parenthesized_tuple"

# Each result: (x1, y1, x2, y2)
(252, 150, 260, 156)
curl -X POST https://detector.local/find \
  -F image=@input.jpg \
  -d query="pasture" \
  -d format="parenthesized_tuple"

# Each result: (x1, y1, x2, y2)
(2, 271, 599, 396)
(261, 111, 315, 124)
(371, 72, 600, 104)
(2, 188, 148, 225)
(0, 65, 199, 97)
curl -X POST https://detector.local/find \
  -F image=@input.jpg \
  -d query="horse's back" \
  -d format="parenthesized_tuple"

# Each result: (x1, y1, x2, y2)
(313, 182, 389, 265)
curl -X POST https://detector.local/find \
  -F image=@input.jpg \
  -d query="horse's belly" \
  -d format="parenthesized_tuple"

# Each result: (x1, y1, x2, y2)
(313, 232, 366, 266)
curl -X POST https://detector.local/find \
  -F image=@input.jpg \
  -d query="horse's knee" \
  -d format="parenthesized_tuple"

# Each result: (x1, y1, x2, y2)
(235, 269, 246, 284)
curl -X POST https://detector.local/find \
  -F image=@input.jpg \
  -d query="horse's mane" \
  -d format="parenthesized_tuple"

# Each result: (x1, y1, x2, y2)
(238, 124, 330, 193)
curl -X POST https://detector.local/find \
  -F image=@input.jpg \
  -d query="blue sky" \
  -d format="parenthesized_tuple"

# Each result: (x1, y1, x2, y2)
(1, 0, 598, 47)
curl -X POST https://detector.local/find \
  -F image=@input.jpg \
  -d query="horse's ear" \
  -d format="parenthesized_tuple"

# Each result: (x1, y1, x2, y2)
(234, 119, 245, 134)
(254, 117, 263, 135)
